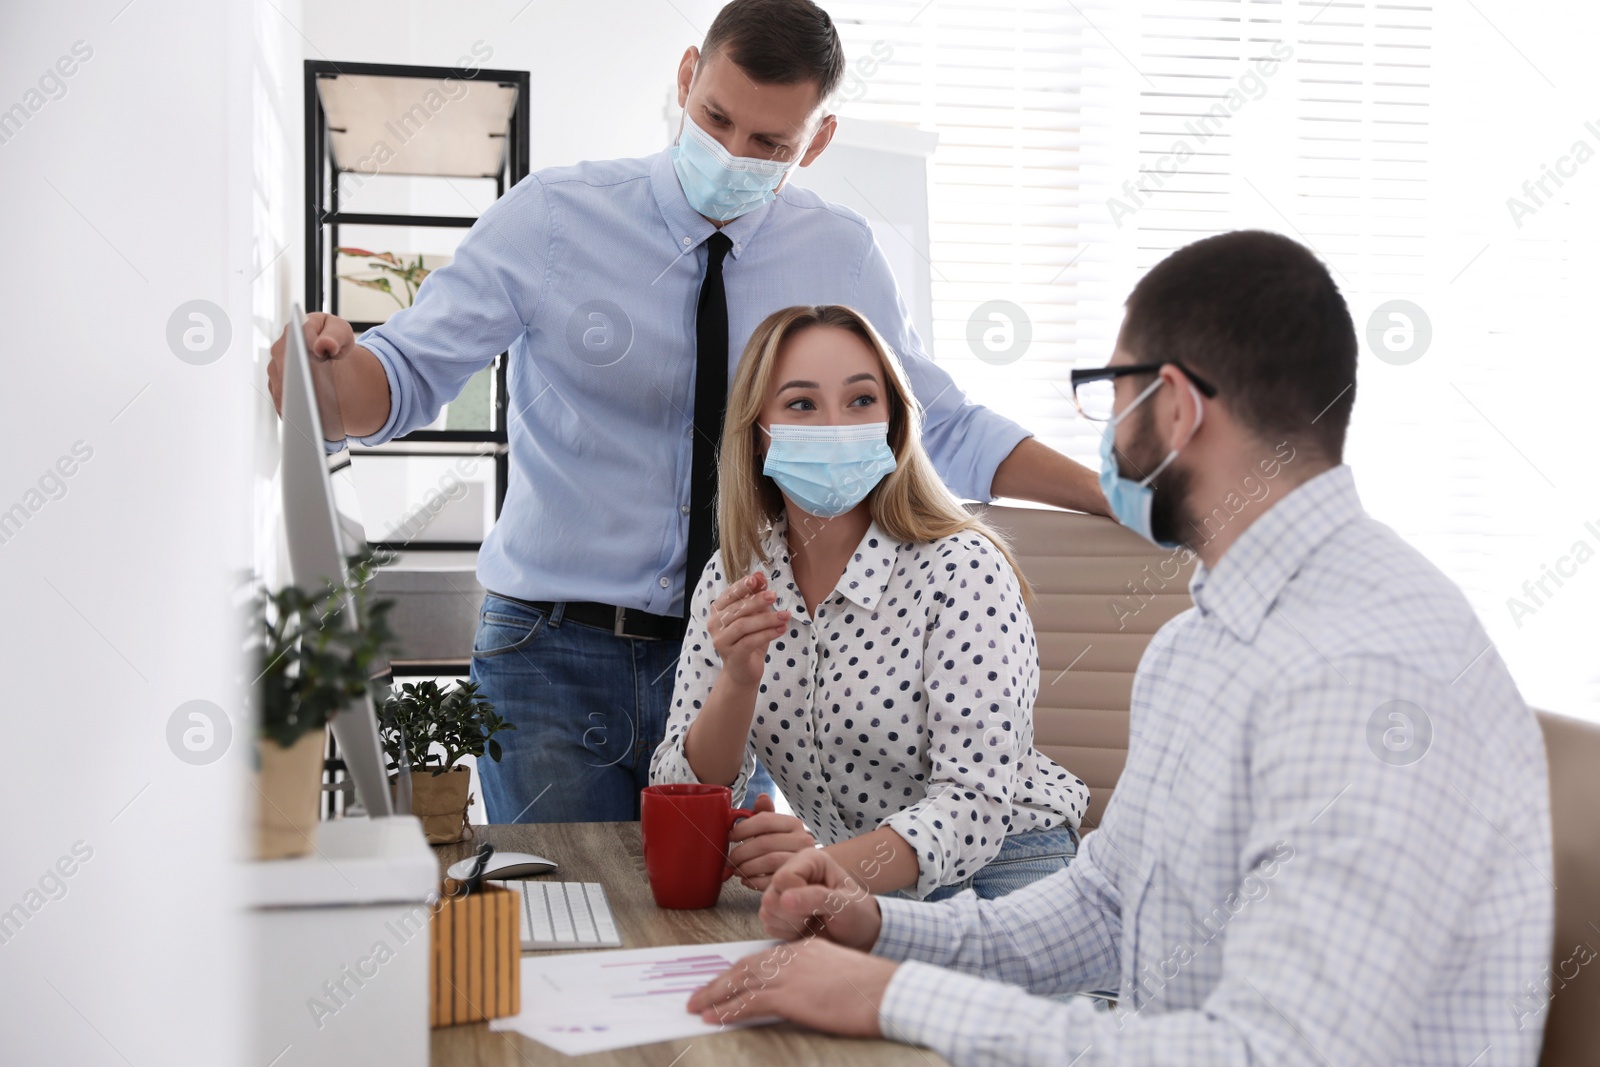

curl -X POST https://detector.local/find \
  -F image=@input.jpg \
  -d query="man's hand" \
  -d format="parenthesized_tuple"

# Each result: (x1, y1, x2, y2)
(267, 311, 357, 416)
(758, 848, 882, 951)
(686, 937, 898, 1039)
(266, 311, 394, 439)
(708, 571, 790, 688)
(729, 793, 817, 892)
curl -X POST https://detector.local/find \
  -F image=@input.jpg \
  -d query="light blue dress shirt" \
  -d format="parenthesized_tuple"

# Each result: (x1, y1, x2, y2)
(340, 148, 1031, 616)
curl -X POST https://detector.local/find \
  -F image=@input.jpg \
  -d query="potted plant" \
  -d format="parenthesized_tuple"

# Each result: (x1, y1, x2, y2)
(377, 679, 514, 845)
(337, 247, 434, 310)
(254, 550, 398, 860)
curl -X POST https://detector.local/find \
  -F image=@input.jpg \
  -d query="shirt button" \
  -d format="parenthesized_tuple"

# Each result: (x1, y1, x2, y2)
(680, 504, 690, 515)
(682, 236, 692, 246)
(659, 576, 670, 588)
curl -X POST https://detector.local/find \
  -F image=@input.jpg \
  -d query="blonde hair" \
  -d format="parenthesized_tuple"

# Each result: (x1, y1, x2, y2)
(716, 305, 1033, 604)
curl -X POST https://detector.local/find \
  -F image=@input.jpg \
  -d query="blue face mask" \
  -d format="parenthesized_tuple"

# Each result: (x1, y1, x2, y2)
(1097, 377, 1203, 549)
(672, 114, 797, 222)
(762, 422, 897, 519)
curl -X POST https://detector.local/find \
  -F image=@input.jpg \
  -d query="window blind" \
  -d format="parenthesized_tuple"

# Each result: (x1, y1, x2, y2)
(829, 0, 1131, 466)
(828, 0, 1599, 716)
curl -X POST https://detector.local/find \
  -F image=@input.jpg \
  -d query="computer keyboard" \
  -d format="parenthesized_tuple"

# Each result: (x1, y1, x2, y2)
(494, 879, 622, 951)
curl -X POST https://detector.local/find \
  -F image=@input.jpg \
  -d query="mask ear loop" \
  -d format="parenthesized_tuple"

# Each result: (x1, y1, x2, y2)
(1108, 377, 1164, 429)
(1136, 381, 1206, 488)
(1104, 375, 1164, 483)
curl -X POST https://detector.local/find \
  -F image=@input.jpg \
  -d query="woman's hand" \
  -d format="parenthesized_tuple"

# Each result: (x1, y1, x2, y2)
(728, 793, 817, 892)
(708, 571, 790, 688)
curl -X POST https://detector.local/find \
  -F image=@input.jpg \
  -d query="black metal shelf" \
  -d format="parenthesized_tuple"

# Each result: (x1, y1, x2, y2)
(305, 58, 528, 545)
(394, 429, 501, 443)
(306, 60, 529, 819)
(389, 660, 473, 678)
(368, 541, 485, 554)
(323, 212, 479, 229)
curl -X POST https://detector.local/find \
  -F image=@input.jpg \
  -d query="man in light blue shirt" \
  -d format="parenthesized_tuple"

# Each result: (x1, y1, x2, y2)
(267, 0, 1106, 824)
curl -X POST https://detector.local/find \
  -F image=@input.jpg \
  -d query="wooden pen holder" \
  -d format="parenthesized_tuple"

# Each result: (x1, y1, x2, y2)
(430, 882, 521, 1027)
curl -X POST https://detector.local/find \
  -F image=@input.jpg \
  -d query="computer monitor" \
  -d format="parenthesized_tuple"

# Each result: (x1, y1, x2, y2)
(278, 304, 394, 818)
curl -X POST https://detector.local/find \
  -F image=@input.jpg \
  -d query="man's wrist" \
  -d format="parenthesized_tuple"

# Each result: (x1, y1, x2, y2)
(819, 880, 881, 952)
(990, 434, 1111, 516)
(329, 343, 391, 438)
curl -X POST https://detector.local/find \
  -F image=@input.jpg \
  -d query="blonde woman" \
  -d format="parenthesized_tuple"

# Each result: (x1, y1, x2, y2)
(649, 305, 1089, 901)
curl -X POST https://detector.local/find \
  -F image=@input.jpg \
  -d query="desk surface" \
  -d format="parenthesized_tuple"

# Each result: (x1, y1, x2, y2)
(430, 822, 947, 1067)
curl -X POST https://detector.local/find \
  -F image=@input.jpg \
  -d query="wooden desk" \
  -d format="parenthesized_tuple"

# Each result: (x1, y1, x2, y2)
(430, 823, 947, 1066)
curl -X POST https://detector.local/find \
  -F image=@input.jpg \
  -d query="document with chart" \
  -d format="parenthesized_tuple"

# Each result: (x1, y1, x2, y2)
(490, 939, 783, 1055)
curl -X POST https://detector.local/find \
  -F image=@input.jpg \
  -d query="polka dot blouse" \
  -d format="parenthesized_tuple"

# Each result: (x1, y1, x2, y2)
(649, 514, 1090, 900)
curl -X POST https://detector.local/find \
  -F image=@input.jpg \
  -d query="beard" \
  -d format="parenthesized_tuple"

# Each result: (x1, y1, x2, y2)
(1119, 402, 1195, 548)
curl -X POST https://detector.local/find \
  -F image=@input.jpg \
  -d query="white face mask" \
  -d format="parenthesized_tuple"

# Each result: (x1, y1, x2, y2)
(672, 114, 797, 221)
(670, 69, 805, 221)
(1097, 377, 1204, 548)
(761, 422, 897, 518)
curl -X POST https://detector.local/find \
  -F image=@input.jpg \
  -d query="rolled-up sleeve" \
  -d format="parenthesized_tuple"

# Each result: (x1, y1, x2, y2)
(881, 536, 1039, 899)
(336, 174, 552, 451)
(647, 554, 757, 803)
(852, 237, 1031, 502)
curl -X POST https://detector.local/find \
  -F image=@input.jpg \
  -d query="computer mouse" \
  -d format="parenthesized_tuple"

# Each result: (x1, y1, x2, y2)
(446, 850, 557, 881)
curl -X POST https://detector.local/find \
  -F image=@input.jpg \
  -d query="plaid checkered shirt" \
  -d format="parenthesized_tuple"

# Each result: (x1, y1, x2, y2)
(869, 464, 1553, 1066)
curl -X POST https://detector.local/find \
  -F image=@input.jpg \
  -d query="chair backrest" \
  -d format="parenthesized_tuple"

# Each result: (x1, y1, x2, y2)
(1534, 709, 1600, 1066)
(969, 504, 1196, 828)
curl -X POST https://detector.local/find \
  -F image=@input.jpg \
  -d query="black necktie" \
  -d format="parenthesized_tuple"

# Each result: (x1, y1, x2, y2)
(686, 231, 733, 615)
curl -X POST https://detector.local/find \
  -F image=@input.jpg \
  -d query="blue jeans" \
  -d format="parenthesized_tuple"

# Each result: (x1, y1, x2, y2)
(469, 595, 776, 823)
(896, 824, 1080, 902)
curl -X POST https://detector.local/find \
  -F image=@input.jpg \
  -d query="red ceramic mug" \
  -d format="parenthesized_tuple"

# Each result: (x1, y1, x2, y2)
(640, 783, 756, 909)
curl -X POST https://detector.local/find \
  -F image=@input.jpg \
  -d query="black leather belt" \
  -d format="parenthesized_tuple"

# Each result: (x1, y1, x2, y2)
(486, 591, 686, 641)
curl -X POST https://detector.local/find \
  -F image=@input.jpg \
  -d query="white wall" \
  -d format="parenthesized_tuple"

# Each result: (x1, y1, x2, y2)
(253, 0, 310, 593)
(303, 0, 728, 169)
(0, 1, 254, 1062)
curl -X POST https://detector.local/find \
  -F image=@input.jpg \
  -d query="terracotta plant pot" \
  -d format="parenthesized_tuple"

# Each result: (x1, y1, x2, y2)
(394, 766, 473, 845)
(254, 728, 325, 860)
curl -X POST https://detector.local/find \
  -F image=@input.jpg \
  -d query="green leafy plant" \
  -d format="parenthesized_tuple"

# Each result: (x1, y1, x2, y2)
(377, 679, 515, 776)
(337, 247, 432, 310)
(255, 549, 399, 750)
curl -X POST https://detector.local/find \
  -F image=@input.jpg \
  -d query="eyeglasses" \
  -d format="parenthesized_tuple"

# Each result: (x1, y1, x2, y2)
(1068, 361, 1219, 422)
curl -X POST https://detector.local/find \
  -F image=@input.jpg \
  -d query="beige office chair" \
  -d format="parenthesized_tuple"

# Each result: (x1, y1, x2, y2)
(970, 505, 1195, 828)
(1534, 710, 1600, 1067)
